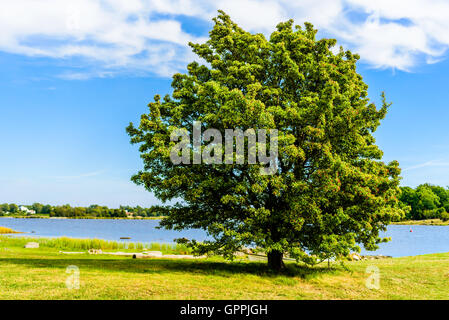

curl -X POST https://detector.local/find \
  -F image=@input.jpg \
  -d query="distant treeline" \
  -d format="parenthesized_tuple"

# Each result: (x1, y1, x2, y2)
(399, 184, 449, 221)
(2, 184, 449, 221)
(0, 203, 170, 218)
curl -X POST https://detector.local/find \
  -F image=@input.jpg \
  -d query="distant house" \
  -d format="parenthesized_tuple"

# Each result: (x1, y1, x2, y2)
(125, 210, 134, 218)
(19, 206, 36, 215)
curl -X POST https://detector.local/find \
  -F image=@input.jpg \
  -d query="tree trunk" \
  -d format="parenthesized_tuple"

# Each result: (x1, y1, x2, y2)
(267, 250, 285, 271)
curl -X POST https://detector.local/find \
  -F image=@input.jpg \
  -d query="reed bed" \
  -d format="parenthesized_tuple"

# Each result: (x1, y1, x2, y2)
(0, 236, 191, 254)
(0, 227, 21, 234)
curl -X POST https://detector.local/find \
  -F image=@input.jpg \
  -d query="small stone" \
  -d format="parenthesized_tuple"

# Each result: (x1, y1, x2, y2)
(88, 249, 102, 254)
(24, 242, 39, 248)
(349, 253, 361, 261)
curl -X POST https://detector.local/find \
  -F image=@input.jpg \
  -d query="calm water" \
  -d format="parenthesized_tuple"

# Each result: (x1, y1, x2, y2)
(359, 224, 449, 257)
(0, 218, 208, 244)
(1, 218, 449, 257)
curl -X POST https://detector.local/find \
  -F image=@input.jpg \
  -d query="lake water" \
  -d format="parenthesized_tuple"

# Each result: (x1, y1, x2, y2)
(1, 218, 449, 257)
(0, 218, 208, 244)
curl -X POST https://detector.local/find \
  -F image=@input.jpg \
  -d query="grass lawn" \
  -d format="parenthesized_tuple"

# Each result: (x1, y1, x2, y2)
(0, 237, 448, 299)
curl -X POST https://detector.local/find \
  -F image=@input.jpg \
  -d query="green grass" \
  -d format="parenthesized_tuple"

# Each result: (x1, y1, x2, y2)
(0, 236, 449, 299)
(0, 236, 191, 254)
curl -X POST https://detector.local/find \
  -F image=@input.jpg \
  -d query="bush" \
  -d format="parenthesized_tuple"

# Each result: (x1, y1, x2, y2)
(421, 209, 438, 219)
(440, 211, 449, 222)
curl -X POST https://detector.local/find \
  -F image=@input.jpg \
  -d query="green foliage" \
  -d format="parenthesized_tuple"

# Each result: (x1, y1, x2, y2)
(399, 184, 449, 221)
(0, 204, 10, 213)
(440, 211, 449, 222)
(50, 204, 127, 218)
(9, 204, 18, 213)
(120, 205, 170, 217)
(31, 203, 44, 214)
(127, 11, 404, 268)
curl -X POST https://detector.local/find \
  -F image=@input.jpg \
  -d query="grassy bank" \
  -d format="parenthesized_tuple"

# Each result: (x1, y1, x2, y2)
(392, 219, 449, 226)
(0, 236, 191, 254)
(0, 236, 448, 299)
(0, 215, 164, 220)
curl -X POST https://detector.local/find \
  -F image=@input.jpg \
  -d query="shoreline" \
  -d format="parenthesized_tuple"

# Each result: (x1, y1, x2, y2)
(0, 234, 433, 259)
(3, 216, 448, 226)
(0, 215, 165, 220)
(391, 219, 449, 226)
(1, 233, 446, 259)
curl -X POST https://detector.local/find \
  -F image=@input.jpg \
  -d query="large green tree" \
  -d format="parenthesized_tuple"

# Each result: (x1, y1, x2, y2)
(127, 11, 404, 270)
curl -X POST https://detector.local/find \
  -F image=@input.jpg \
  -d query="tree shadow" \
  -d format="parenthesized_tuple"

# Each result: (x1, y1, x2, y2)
(0, 256, 338, 279)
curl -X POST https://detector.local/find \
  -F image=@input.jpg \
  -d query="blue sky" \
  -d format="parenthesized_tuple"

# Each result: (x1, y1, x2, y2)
(1, 1, 449, 207)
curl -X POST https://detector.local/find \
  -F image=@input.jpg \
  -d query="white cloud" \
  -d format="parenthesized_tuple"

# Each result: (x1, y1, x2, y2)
(333, 0, 449, 70)
(216, 0, 287, 32)
(0, 0, 207, 77)
(0, 0, 449, 78)
(403, 160, 449, 171)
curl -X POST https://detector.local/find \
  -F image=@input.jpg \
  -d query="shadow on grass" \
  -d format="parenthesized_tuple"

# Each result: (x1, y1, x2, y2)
(0, 256, 337, 280)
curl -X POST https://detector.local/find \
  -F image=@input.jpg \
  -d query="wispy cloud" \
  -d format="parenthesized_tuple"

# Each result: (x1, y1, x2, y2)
(0, 0, 449, 78)
(48, 170, 107, 180)
(403, 160, 449, 171)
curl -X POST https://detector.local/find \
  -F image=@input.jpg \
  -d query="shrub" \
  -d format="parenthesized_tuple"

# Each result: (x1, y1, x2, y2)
(440, 211, 449, 222)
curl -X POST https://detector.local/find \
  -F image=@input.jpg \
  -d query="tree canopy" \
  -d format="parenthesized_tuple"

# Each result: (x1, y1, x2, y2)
(127, 11, 405, 270)
(399, 184, 449, 221)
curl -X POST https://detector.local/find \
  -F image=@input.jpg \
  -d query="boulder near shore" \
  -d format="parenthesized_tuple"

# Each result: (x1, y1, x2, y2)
(24, 242, 39, 248)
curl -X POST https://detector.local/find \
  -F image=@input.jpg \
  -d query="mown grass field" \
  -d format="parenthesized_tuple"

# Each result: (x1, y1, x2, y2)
(0, 236, 448, 299)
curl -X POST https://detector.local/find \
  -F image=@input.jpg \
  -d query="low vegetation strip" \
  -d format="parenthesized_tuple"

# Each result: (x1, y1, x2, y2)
(0, 236, 191, 254)
(0, 203, 167, 219)
(0, 227, 21, 234)
(392, 219, 449, 226)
